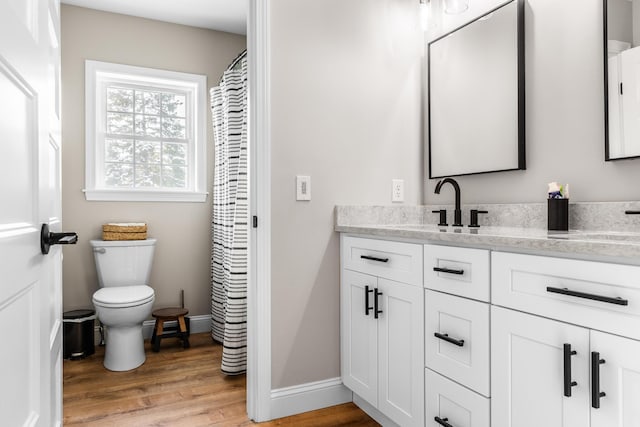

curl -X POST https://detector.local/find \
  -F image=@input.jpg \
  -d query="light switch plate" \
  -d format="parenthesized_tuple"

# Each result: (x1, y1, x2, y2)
(296, 175, 311, 201)
(392, 179, 404, 202)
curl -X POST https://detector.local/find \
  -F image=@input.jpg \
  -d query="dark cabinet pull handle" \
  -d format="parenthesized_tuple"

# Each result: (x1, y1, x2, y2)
(546, 286, 628, 306)
(625, 210, 640, 214)
(434, 332, 465, 347)
(374, 288, 383, 319)
(434, 416, 455, 427)
(591, 352, 606, 409)
(360, 255, 389, 263)
(433, 266, 464, 275)
(364, 285, 373, 316)
(563, 343, 578, 397)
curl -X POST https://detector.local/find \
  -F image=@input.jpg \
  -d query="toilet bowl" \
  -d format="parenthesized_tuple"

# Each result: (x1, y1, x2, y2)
(90, 238, 156, 371)
(93, 285, 154, 371)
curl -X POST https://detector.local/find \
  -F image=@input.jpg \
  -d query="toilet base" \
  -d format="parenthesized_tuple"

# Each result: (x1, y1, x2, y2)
(103, 325, 146, 371)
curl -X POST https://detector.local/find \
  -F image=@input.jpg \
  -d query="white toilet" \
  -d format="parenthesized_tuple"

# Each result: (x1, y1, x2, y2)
(91, 238, 156, 371)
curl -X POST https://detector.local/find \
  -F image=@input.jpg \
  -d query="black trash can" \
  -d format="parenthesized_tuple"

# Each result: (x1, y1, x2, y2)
(63, 309, 96, 360)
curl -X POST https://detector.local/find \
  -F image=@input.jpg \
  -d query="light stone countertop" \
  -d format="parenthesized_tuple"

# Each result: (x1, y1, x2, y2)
(336, 223, 640, 261)
(335, 205, 640, 263)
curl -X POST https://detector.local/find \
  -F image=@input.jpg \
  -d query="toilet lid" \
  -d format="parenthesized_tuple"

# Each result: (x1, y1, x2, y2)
(93, 285, 154, 308)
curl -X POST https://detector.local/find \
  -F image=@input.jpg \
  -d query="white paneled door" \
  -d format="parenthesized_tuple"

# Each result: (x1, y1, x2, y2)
(0, 0, 63, 426)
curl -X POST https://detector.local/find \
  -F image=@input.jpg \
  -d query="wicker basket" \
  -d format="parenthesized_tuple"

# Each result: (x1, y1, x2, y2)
(102, 223, 147, 241)
(102, 231, 148, 241)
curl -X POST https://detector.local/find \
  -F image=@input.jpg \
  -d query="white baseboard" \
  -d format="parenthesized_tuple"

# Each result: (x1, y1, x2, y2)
(352, 393, 399, 427)
(94, 314, 212, 345)
(270, 377, 353, 420)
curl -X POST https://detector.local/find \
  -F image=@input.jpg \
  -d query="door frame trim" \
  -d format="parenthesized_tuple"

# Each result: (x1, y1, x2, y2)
(246, 0, 272, 421)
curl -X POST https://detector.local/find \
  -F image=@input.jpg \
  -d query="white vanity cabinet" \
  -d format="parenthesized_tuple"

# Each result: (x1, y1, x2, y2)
(423, 244, 491, 427)
(340, 236, 424, 427)
(340, 232, 640, 427)
(492, 251, 640, 427)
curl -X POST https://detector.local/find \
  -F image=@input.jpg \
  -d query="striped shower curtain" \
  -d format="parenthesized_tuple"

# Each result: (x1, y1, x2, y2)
(210, 51, 248, 375)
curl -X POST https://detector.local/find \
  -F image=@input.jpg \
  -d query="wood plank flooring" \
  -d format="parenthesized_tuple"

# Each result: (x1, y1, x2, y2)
(64, 332, 378, 426)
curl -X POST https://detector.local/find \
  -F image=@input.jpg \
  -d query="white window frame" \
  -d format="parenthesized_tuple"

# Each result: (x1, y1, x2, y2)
(84, 60, 208, 202)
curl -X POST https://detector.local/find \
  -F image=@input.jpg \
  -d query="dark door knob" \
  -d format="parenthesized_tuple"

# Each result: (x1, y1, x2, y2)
(41, 223, 78, 255)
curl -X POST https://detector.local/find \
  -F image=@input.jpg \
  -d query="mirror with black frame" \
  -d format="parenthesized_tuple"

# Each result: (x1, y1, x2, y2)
(428, 0, 525, 178)
(605, 0, 640, 160)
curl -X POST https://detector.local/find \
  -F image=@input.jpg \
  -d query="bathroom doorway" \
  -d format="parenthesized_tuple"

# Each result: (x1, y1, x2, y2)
(57, 0, 268, 422)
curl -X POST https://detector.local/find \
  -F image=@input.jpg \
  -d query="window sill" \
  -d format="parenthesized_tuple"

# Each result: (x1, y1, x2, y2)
(84, 189, 208, 203)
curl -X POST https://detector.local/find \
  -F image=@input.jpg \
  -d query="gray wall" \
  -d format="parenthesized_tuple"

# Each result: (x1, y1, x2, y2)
(609, 0, 633, 45)
(633, 0, 640, 47)
(425, 0, 640, 204)
(267, 0, 640, 391)
(269, 0, 423, 388)
(61, 5, 246, 314)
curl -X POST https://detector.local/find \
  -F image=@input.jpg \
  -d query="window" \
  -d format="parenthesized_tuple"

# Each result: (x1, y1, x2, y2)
(85, 60, 207, 202)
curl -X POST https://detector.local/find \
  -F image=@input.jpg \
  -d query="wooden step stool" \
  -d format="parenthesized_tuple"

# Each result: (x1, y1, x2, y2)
(151, 307, 190, 352)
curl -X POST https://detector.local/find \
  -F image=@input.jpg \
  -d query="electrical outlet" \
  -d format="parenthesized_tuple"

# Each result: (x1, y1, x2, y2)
(296, 175, 311, 201)
(392, 179, 404, 203)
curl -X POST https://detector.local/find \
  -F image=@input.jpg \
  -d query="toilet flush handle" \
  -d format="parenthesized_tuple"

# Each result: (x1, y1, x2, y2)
(93, 248, 106, 254)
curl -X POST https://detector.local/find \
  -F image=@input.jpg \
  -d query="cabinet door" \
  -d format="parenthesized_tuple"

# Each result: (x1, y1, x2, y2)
(425, 290, 490, 396)
(425, 368, 490, 427)
(492, 306, 590, 427)
(424, 244, 490, 302)
(342, 236, 423, 286)
(341, 269, 378, 406)
(377, 277, 424, 427)
(591, 331, 640, 427)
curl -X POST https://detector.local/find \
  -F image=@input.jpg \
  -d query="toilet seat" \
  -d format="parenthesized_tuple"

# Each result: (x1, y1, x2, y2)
(93, 285, 154, 308)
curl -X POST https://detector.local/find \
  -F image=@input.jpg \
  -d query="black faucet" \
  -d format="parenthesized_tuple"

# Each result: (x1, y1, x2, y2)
(434, 178, 463, 227)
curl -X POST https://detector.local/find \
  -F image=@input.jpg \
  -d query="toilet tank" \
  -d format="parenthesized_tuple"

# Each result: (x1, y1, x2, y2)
(90, 239, 156, 287)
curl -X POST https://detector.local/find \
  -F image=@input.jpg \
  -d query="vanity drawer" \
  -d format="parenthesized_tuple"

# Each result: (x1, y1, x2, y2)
(424, 244, 490, 302)
(425, 368, 490, 427)
(425, 290, 490, 396)
(492, 251, 640, 341)
(341, 236, 423, 286)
